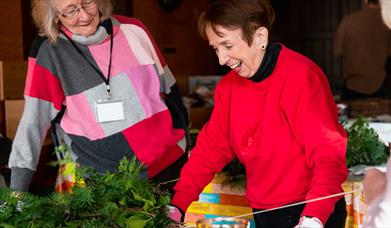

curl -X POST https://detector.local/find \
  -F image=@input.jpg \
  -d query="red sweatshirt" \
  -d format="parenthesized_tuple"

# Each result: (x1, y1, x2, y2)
(171, 46, 348, 224)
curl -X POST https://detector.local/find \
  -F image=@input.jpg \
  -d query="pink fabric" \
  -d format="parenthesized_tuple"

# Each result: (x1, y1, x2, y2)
(25, 59, 65, 110)
(113, 15, 166, 67)
(24, 57, 36, 97)
(61, 93, 105, 139)
(147, 143, 184, 178)
(125, 65, 166, 118)
(89, 29, 139, 78)
(122, 110, 185, 177)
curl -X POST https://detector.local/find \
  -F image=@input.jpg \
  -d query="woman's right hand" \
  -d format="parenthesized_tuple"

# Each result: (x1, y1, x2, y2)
(166, 204, 184, 224)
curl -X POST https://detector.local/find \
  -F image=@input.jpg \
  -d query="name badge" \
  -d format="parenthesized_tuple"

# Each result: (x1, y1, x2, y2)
(95, 98, 125, 123)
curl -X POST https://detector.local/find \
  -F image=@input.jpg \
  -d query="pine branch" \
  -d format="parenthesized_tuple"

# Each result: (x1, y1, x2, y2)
(0, 154, 172, 228)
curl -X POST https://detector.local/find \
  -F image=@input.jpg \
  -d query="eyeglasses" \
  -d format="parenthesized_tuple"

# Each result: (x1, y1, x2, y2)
(58, 0, 97, 19)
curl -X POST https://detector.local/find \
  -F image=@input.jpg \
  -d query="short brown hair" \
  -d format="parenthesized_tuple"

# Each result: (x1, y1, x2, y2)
(32, 0, 113, 43)
(198, 0, 275, 46)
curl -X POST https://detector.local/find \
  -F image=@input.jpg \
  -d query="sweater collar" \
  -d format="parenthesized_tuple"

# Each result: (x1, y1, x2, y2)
(249, 42, 282, 82)
(60, 18, 113, 45)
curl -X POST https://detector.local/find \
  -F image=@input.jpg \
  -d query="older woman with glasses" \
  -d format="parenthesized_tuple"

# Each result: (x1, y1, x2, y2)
(8, 0, 189, 194)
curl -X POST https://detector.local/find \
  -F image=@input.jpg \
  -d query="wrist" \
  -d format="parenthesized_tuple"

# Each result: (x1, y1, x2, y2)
(166, 204, 184, 223)
(296, 216, 323, 228)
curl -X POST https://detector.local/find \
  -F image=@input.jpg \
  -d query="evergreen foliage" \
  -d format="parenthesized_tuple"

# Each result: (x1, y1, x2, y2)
(0, 158, 172, 228)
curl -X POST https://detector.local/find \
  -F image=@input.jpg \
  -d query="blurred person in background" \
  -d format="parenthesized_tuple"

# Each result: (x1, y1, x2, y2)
(333, 0, 391, 100)
(362, 1, 391, 224)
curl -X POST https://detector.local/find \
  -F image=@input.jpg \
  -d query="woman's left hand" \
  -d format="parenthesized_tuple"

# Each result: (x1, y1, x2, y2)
(363, 168, 386, 204)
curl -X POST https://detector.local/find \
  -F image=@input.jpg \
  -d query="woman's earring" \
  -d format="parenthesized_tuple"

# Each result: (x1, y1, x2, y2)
(261, 45, 265, 49)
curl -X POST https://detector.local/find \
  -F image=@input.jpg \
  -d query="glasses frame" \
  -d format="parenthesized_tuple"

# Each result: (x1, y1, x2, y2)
(58, 0, 97, 19)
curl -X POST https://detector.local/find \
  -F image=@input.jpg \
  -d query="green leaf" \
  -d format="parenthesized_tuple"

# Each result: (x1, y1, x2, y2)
(345, 116, 389, 167)
(125, 216, 147, 228)
(0, 153, 172, 227)
(0, 223, 18, 228)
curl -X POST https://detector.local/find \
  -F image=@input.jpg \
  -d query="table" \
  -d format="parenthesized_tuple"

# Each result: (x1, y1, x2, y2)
(185, 175, 367, 228)
(184, 174, 255, 227)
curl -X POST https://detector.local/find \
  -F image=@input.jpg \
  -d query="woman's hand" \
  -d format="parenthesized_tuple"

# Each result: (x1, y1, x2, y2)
(363, 168, 386, 204)
(166, 204, 184, 225)
(295, 216, 323, 228)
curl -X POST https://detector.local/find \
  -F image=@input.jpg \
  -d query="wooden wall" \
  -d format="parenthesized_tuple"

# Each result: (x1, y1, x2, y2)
(272, 0, 363, 94)
(132, 0, 219, 95)
(0, 0, 24, 60)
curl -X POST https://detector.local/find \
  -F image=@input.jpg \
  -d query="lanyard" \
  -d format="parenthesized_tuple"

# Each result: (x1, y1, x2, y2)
(62, 23, 114, 98)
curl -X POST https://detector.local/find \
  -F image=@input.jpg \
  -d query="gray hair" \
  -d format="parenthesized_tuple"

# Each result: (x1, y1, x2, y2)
(32, 0, 113, 43)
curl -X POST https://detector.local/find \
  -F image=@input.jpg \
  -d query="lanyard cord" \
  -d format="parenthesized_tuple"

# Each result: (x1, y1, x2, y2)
(61, 23, 114, 98)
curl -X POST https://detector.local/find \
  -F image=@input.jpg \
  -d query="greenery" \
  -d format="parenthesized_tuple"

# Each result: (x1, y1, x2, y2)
(0, 157, 172, 228)
(343, 117, 389, 168)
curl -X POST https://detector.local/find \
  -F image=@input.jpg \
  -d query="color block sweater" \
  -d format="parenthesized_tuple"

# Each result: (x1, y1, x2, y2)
(9, 16, 188, 191)
(171, 45, 348, 224)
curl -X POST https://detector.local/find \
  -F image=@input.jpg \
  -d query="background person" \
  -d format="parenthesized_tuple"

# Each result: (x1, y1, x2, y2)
(362, 159, 391, 226)
(333, 0, 391, 100)
(8, 0, 189, 194)
(168, 0, 348, 227)
(362, 0, 391, 221)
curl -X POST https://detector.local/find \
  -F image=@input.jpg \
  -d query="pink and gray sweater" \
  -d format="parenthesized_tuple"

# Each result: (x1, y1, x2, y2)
(9, 16, 188, 191)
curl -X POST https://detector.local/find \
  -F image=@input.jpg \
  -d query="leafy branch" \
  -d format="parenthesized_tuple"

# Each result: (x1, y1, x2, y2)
(343, 117, 389, 167)
(0, 157, 172, 228)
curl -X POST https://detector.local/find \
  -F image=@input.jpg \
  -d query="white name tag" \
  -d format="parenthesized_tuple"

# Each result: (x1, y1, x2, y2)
(95, 99, 125, 123)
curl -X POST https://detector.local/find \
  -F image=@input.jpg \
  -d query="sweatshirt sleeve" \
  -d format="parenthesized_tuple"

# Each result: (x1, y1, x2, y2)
(170, 82, 235, 212)
(8, 37, 65, 191)
(284, 67, 348, 224)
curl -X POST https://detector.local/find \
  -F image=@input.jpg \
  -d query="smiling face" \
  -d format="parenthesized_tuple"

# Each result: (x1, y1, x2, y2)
(56, 0, 100, 36)
(206, 24, 268, 78)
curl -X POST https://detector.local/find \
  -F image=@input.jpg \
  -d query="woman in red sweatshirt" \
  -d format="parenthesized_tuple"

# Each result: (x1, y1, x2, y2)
(168, 0, 348, 227)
